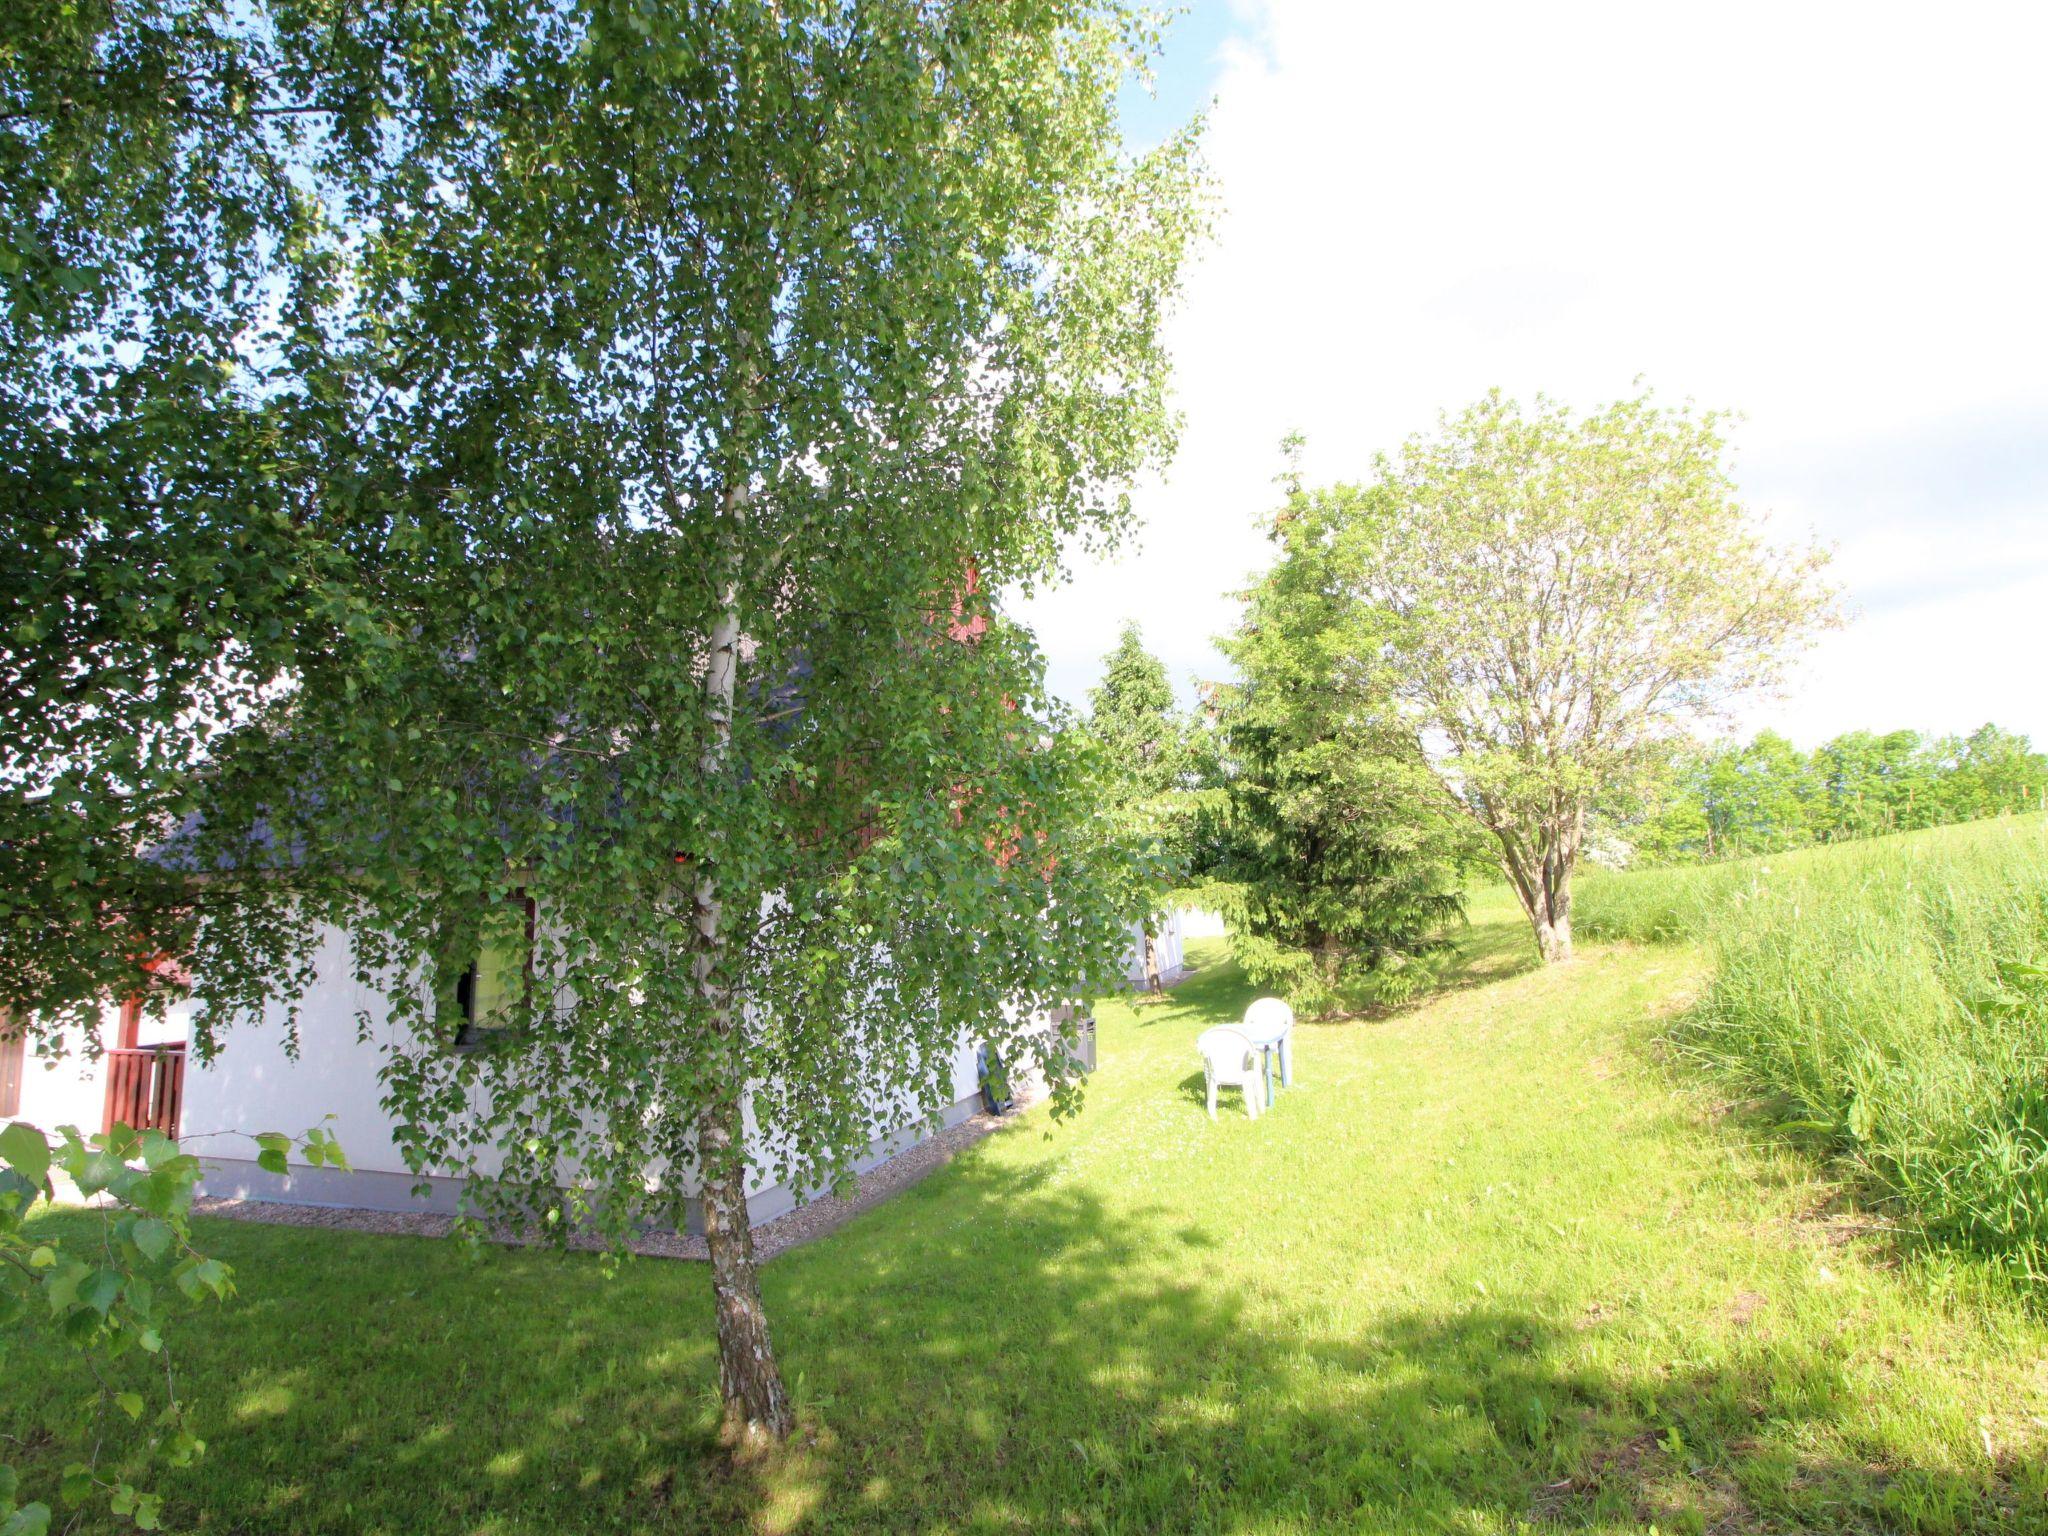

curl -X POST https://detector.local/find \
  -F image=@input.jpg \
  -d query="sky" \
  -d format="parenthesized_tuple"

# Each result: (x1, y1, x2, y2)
(1013, 0, 2048, 749)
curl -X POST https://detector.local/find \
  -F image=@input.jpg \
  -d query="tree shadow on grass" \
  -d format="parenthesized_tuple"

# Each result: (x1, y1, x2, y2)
(1432, 908, 1545, 992)
(1170, 1067, 1265, 1118)
(750, 1165, 2044, 1534)
(1122, 944, 1263, 1031)
(13, 1161, 2041, 1534)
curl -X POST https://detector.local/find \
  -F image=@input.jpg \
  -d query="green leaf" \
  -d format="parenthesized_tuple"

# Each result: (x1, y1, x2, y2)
(82, 1268, 124, 1316)
(130, 1218, 173, 1263)
(0, 1168, 35, 1222)
(44, 1260, 88, 1313)
(0, 1124, 49, 1190)
(0, 1501, 52, 1536)
(114, 1393, 144, 1422)
(58, 1467, 91, 1507)
(72, 1148, 124, 1197)
(255, 1148, 290, 1177)
(192, 1258, 231, 1300)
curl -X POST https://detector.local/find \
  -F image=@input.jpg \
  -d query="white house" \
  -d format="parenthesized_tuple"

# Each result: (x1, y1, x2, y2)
(4, 924, 1039, 1231)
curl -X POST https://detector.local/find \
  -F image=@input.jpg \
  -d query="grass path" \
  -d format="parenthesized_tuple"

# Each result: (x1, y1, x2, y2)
(14, 894, 2048, 1532)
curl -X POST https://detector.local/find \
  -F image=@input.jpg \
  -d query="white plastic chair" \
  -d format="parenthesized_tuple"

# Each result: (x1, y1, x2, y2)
(1197, 1026, 1265, 1121)
(1241, 996, 1296, 1095)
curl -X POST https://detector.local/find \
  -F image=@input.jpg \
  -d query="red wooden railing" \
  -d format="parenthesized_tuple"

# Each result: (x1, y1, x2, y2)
(102, 1044, 186, 1139)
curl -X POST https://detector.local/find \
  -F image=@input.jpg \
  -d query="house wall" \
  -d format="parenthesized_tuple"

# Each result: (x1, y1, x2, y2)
(11, 1019, 110, 1137)
(7, 920, 1051, 1231)
(179, 919, 993, 1230)
(178, 921, 478, 1208)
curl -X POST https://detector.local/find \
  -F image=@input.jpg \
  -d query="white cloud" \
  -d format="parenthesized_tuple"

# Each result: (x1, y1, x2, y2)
(1017, 0, 2048, 746)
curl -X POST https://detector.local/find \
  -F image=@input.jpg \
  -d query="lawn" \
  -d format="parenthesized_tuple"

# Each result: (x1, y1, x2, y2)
(10, 894, 2048, 1533)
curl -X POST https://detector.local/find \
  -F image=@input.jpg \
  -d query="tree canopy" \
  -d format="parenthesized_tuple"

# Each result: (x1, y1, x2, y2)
(1, 0, 367, 1026)
(1081, 620, 1213, 916)
(4, 0, 1206, 1444)
(1088, 621, 1190, 807)
(1328, 389, 1838, 961)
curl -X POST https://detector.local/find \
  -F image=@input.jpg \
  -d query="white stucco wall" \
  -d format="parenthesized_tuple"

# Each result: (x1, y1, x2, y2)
(175, 918, 990, 1223)
(11, 1020, 111, 1138)
(8, 916, 1070, 1229)
(178, 922, 438, 1178)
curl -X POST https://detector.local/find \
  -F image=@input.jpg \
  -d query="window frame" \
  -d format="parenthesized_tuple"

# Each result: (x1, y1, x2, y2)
(451, 891, 537, 1052)
(0, 1013, 23, 1118)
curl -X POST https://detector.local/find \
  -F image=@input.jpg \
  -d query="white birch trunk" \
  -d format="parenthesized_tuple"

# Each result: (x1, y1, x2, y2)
(689, 484, 794, 1443)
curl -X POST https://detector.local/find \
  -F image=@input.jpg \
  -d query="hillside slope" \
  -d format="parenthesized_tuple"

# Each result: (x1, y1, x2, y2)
(1579, 813, 2048, 1286)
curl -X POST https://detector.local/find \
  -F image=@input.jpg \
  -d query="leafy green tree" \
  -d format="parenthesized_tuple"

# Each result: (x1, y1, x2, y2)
(1601, 748, 1714, 865)
(1694, 730, 1818, 857)
(1330, 390, 1838, 961)
(1810, 730, 1929, 840)
(5, 0, 1205, 1445)
(1603, 722, 2048, 867)
(1207, 476, 1471, 1017)
(1949, 724, 2048, 821)
(1806, 725, 2047, 841)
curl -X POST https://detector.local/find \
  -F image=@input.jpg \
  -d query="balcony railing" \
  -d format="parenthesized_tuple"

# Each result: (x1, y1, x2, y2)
(103, 1043, 186, 1140)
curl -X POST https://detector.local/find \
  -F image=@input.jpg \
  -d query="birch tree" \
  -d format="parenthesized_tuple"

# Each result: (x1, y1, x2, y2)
(1, 0, 363, 1027)
(6, 0, 1204, 1446)
(242, 0, 1199, 1444)
(1336, 390, 1837, 962)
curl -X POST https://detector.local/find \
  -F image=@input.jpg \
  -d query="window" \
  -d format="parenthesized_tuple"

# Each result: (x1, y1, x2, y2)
(449, 894, 536, 1050)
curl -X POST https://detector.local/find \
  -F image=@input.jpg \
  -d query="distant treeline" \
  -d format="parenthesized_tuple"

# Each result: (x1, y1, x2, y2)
(1600, 724, 2048, 865)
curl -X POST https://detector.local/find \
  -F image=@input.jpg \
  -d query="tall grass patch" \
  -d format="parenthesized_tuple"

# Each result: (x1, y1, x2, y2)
(1580, 815, 2048, 1286)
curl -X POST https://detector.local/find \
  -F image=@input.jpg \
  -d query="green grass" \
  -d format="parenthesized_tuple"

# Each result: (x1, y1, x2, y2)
(1578, 814, 2048, 1286)
(10, 903, 2048, 1533)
